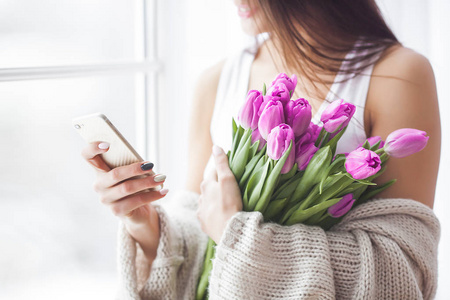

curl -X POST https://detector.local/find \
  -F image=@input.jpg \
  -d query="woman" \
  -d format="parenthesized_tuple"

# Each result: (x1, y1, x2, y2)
(82, 0, 441, 299)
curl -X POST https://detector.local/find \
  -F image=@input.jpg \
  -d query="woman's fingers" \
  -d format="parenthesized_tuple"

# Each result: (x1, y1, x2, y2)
(99, 173, 166, 204)
(99, 161, 155, 189)
(109, 190, 168, 217)
(81, 142, 111, 172)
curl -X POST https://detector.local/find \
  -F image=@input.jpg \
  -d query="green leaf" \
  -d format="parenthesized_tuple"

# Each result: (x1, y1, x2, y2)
(362, 140, 371, 149)
(338, 183, 368, 199)
(254, 141, 293, 213)
(195, 238, 216, 300)
(264, 198, 288, 221)
(370, 139, 383, 151)
(343, 172, 377, 185)
(232, 118, 237, 137)
(247, 159, 271, 210)
(239, 144, 266, 190)
(273, 171, 303, 199)
(230, 132, 252, 182)
(230, 125, 244, 163)
(284, 197, 341, 225)
(323, 125, 348, 156)
(289, 146, 332, 205)
(314, 174, 354, 205)
(279, 163, 298, 186)
(263, 83, 267, 96)
(314, 127, 326, 148)
(319, 154, 346, 193)
(358, 179, 397, 204)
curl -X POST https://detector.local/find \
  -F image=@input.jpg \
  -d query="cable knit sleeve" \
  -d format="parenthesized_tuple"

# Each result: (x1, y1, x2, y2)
(208, 198, 440, 300)
(116, 190, 208, 300)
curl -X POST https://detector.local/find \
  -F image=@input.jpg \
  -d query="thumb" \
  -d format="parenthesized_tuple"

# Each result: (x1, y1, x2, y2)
(212, 145, 233, 182)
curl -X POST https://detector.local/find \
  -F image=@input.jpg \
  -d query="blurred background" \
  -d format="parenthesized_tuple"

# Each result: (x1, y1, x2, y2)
(0, 0, 448, 299)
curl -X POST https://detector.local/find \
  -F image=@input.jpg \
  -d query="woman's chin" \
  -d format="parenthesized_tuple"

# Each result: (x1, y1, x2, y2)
(240, 20, 264, 37)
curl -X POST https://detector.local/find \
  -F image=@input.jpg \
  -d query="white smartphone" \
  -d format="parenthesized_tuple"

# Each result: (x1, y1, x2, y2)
(73, 113, 146, 168)
(73, 113, 161, 188)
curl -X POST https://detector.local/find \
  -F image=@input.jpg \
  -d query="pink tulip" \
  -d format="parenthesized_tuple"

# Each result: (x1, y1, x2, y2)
(267, 124, 295, 174)
(267, 82, 290, 105)
(328, 194, 355, 218)
(295, 130, 318, 171)
(251, 127, 266, 151)
(358, 136, 385, 149)
(284, 98, 312, 137)
(307, 122, 323, 141)
(270, 73, 298, 94)
(320, 99, 356, 133)
(345, 147, 381, 180)
(258, 100, 285, 140)
(384, 128, 429, 158)
(238, 90, 264, 129)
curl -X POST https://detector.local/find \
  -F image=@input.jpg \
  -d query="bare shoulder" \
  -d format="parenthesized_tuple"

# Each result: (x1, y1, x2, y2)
(185, 59, 226, 193)
(367, 45, 438, 135)
(192, 59, 226, 109)
(372, 45, 435, 84)
(366, 44, 440, 208)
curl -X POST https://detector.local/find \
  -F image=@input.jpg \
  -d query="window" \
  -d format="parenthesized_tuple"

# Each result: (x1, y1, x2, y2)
(0, 0, 159, 298)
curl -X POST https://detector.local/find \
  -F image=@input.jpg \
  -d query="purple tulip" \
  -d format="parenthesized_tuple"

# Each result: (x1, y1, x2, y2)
(270, 73, 298, 94)
(238, 90, 264, 129)
(307, 122, 323, 141)
(284, 98, 312, 137)
(384, 128, 429, 158)
(328, 194, 355, 218)
(258, 100, 285, 140)
(267, 82, 290, 105)
(267, 124, 295, 174)
(295, 130, 319, 171)
(251, 127, 266, 151)
(358, 136, 385, 149)
(320, 99, 356, 133)
(345, 147, 381, 180)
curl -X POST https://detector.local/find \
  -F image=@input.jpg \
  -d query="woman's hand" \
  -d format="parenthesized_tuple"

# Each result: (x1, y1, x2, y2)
(81, 141, 168, 263)
(196, 146, 243, 244)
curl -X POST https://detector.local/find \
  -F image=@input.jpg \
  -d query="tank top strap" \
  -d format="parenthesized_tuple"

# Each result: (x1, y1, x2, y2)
(316, 44, 383, 154)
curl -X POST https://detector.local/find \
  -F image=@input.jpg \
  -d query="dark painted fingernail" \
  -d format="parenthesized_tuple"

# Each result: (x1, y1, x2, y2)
(141, 162, 154, 171)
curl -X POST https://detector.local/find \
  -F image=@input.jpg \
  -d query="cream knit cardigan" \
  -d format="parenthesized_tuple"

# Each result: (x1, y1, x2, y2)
(116, 190, 440, 300)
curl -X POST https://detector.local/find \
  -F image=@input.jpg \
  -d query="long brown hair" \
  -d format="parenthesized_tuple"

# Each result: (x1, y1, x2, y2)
(255, 0, 399, 86)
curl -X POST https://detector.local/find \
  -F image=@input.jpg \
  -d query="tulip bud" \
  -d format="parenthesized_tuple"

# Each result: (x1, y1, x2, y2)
(266, 82, 290, 105)
(328, 194, 355, 218)
(384, 128, 429, 158)
(238, 90, 264, 129)
(295, 130, 318, 171)
(251, 127, 266, 151)
(308, 122, 322, 141)
(258, 100, 285, 140)
(267, 124, 295, 174)
(320, 99, 356, 133)
(284, 98, 312, 137)
(270, 73, 298, 94)
(345, 147, 381, 180)
(295, 142, 318, 171)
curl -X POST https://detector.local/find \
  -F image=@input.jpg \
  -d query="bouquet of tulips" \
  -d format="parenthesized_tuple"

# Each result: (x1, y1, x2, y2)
(195, 73, 429, 300)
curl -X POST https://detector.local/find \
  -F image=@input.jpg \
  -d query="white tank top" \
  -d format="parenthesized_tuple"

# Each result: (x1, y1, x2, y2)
(203, 40, 379, 178)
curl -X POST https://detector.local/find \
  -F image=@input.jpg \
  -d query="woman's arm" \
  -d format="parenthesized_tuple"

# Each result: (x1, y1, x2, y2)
(185, 60, 225, 194)
(366, 46, 441, 208)
(208, 199, 439, 299)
